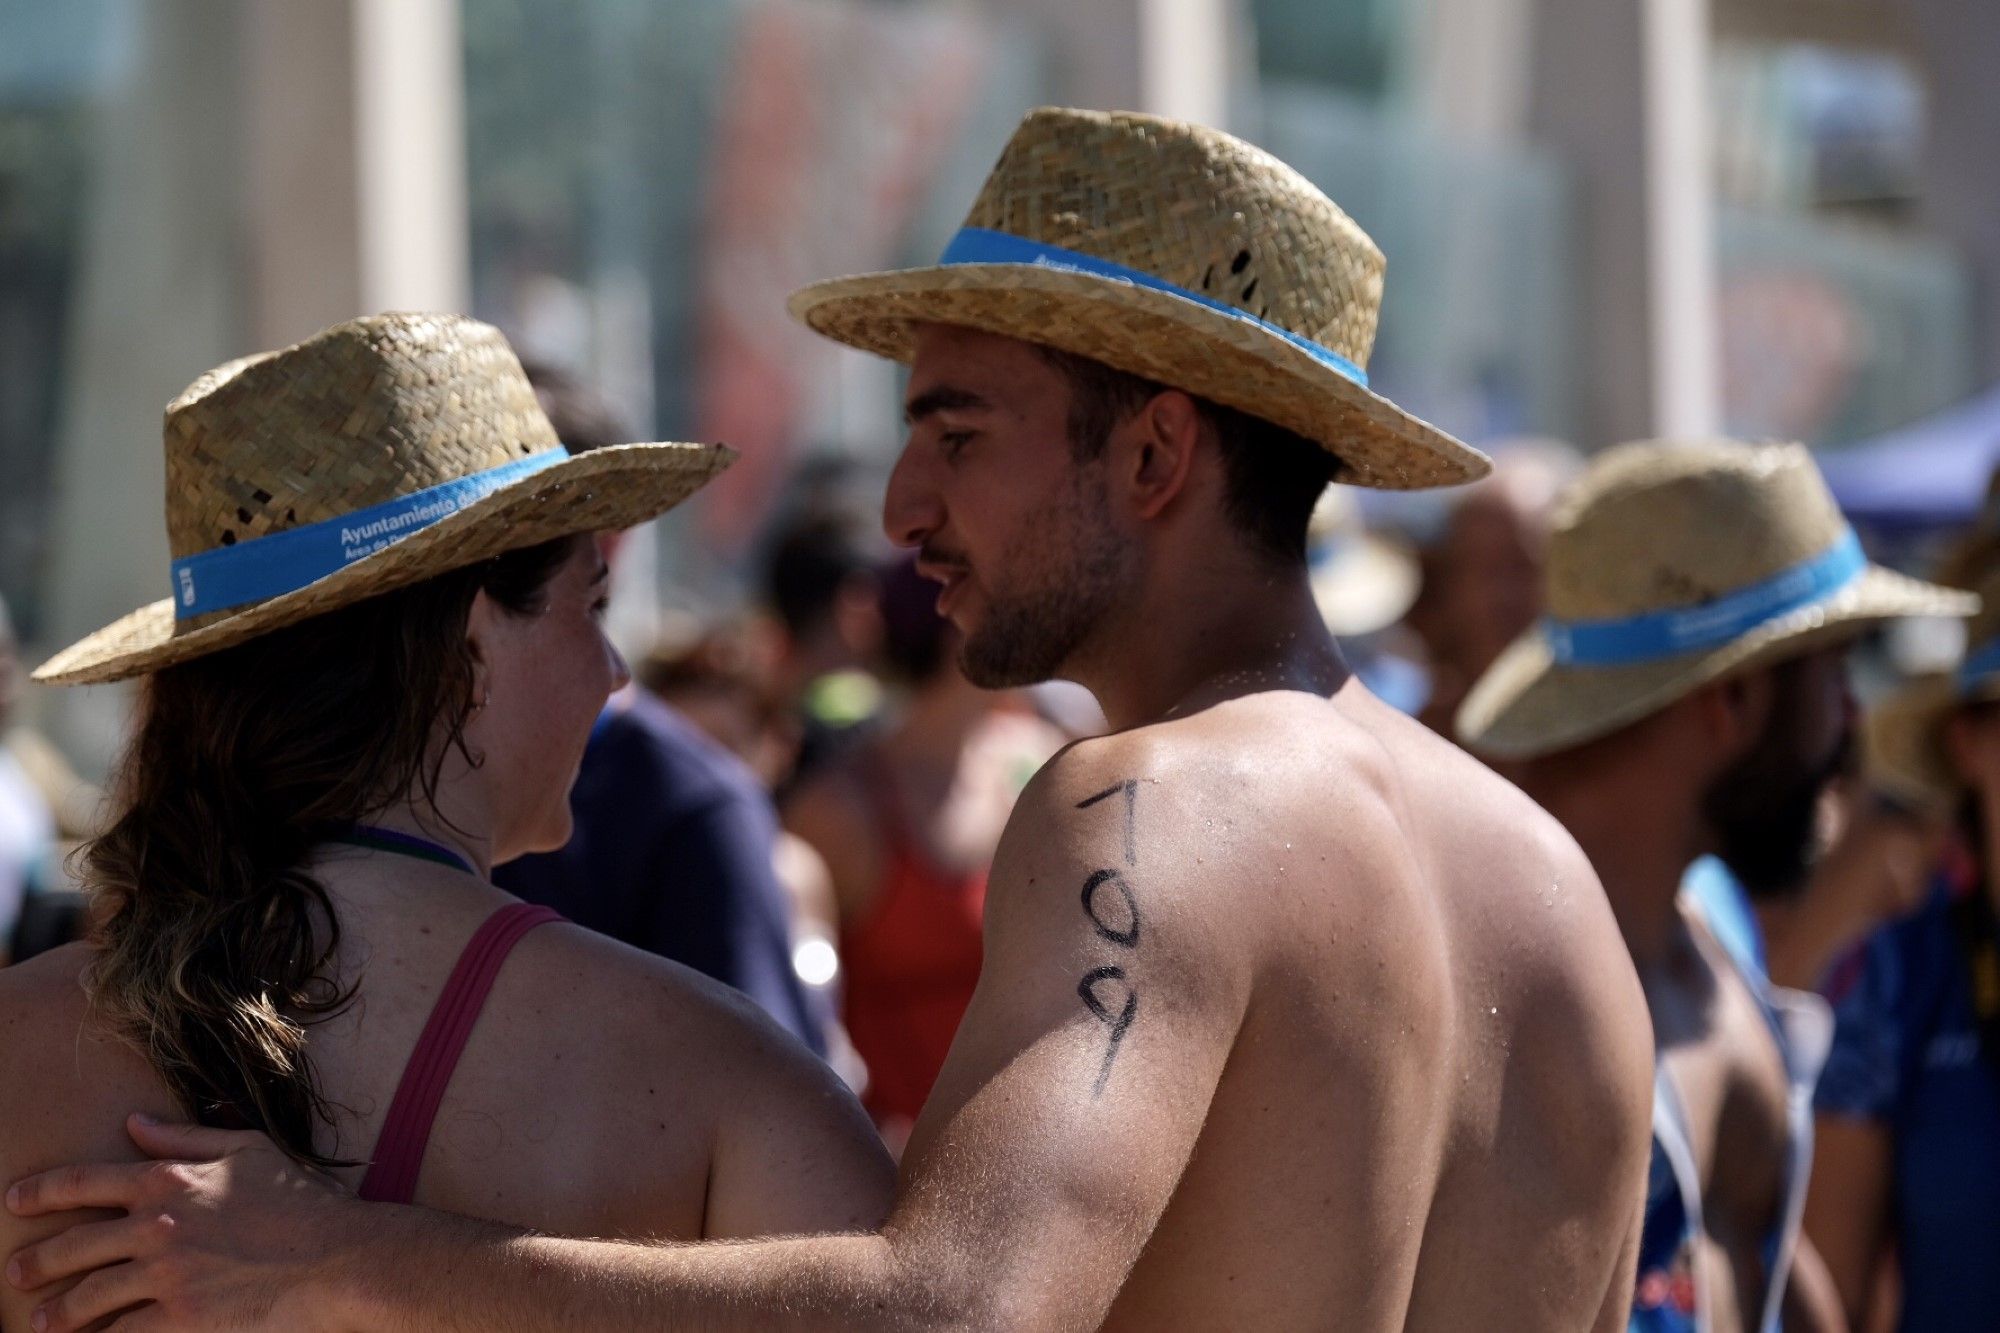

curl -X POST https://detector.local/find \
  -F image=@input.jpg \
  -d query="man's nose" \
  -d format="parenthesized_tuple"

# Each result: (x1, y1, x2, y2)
(882, 442, 942, 550)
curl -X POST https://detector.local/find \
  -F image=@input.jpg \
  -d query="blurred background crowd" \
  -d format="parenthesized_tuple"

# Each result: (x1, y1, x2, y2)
(3, 0, 2000, 1329)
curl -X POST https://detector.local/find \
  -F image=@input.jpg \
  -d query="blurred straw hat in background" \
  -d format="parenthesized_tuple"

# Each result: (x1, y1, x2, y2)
(1458, 439, 1977, 760)
(1307, 489, 1420, 638)
(1868, 564, 2000, 809)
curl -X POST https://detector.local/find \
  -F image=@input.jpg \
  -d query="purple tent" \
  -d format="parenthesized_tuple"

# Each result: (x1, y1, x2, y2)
(1820, 383, 2000, 532)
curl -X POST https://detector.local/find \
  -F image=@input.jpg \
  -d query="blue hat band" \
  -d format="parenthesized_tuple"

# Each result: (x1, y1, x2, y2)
(936, 227, 1370, 390)
(1543, 529, 1868, 668)
(1960, 636, 2000, 693)
(169, 447, 570, 621)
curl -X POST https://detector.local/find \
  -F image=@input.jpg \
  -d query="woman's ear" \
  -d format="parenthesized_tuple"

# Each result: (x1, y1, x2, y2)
(463, 588, 496, 718)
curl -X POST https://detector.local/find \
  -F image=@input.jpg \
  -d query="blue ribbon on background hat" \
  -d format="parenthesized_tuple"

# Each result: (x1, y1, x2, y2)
(1543, 528, 1869, 668)
(937, 227, 1371, 389)
(169, 448, 568, 620)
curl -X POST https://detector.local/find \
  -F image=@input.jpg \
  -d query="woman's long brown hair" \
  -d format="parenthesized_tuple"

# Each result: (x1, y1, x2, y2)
(81, 537, 577, 1167)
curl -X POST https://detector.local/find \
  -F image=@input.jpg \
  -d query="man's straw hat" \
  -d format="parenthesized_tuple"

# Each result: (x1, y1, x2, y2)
(789, 107, 1488, 491)
(1456, 439, 1977, 760)
(35, 313, 733, 686)
(1867, 564, 2000, 808)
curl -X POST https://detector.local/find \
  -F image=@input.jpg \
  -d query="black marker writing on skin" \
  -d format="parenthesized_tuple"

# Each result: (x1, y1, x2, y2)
(1078, 966, 1139, 1096)
(1076, 780, 1144, 1095)
(1081, 869, 1141, 947)
(1077, 779, 1139, 867)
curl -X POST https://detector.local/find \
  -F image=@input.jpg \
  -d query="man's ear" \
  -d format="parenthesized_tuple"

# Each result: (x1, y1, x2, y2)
(1120, 390, 1203, 521)
(1691, 667, 1772, 760)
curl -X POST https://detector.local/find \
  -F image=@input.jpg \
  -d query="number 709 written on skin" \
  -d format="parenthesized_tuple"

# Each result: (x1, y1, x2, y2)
(1074, 781, 1143, 1097)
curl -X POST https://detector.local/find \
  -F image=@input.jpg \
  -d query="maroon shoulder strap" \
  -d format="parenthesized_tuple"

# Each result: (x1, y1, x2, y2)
(357, 902, 562, 1205)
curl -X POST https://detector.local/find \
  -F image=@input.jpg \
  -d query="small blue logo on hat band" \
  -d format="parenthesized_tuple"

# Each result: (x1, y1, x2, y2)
(937, 227, 1370, 389)
(1542, 528, 1868, 668)
(168, 447, 569, 621)
(1960, 636, 2000, 693)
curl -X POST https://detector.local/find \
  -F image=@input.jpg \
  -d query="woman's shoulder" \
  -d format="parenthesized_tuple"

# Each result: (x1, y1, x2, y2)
(0, 943, 108, 1077)
(0, 947, 185, 1331)
(0, 944, 180, 1196)
(493, 919, 838, 1097)
(425, 914, 880, 1238)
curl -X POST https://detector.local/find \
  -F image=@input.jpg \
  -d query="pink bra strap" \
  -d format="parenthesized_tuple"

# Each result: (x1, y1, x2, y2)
(357, 902, 562, 1204)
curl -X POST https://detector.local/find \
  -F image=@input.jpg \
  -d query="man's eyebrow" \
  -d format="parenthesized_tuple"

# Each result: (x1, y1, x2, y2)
(903, 385, 989, 426)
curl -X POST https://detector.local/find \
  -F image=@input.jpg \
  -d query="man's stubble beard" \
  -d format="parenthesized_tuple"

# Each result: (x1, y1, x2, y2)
(958, 467, 1134, 690)
(1702, 689, 1855, 901)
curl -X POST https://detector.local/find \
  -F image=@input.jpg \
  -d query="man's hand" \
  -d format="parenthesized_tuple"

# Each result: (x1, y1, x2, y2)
(5, 1115, 357, 1332)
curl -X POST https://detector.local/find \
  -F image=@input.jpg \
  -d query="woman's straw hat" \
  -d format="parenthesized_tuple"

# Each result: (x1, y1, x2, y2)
(35, 313, 733, 686)
(788, 107, 1487, 491)
(1456, 439, 1978, 760)
(1867, 565, 2000, 808)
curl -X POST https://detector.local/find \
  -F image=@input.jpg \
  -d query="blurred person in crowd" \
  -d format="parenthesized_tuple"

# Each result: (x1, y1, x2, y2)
(639, 614, 797, 789)
(496, 365, 830, 1054)
(25, 109, 1661, 1333)
(1458, 439, 1974, 1333)
(0, 316, 893, 1332)
(761, 502, 888, 793)
(1407, 437, 1581, 745)
(1744, 751, 1947, 993)
(0, 595, 56, 963)
(783, 554, 1063, 1150)
(636, 620, 864, 1090)
(1808, 564, 2000, 1333)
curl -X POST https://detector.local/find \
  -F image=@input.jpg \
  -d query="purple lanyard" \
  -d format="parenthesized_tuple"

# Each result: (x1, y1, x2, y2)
(331, 824, 477, 878)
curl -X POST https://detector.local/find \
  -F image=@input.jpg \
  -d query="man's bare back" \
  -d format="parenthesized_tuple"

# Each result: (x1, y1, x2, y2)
(1001, 683, 1653, 1329)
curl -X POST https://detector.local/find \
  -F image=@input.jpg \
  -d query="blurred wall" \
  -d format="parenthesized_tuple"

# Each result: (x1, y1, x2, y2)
(36, 0, 468, 774)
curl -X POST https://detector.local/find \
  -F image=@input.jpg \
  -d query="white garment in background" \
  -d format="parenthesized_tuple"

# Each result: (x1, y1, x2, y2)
(0, 747, 55, 952)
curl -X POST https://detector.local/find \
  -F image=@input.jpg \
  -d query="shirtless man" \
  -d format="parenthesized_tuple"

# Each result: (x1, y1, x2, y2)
(7, 108, 1652, 1332)
(1454, 439, 1977, 1332)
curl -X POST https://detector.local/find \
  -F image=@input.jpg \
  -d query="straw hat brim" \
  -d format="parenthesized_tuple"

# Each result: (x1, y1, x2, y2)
(1313, 535, 1421, 638)
(1457, 565, 1981, 760)
(35, 442, 734, 686)
(1867, 671, 2000, 810)
(789, 263, 1490, 492)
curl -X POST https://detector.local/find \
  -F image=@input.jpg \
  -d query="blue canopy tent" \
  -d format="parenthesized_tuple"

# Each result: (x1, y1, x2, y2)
(1820, 383, 2000, 534)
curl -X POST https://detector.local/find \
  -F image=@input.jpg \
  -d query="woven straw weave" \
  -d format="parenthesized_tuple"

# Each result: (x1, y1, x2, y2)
(1867, 563, 2000, 805)
(1458, 439, 1976, 759)
(36, 313, 730, 684)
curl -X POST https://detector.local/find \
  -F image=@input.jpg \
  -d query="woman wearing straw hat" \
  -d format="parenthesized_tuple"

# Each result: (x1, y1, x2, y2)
(10, 107, 1659, 1333)
(1807, 566, 2000, 1333)
(0, 314, 894, 1329)
(1455, 439, 1975, 1333)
